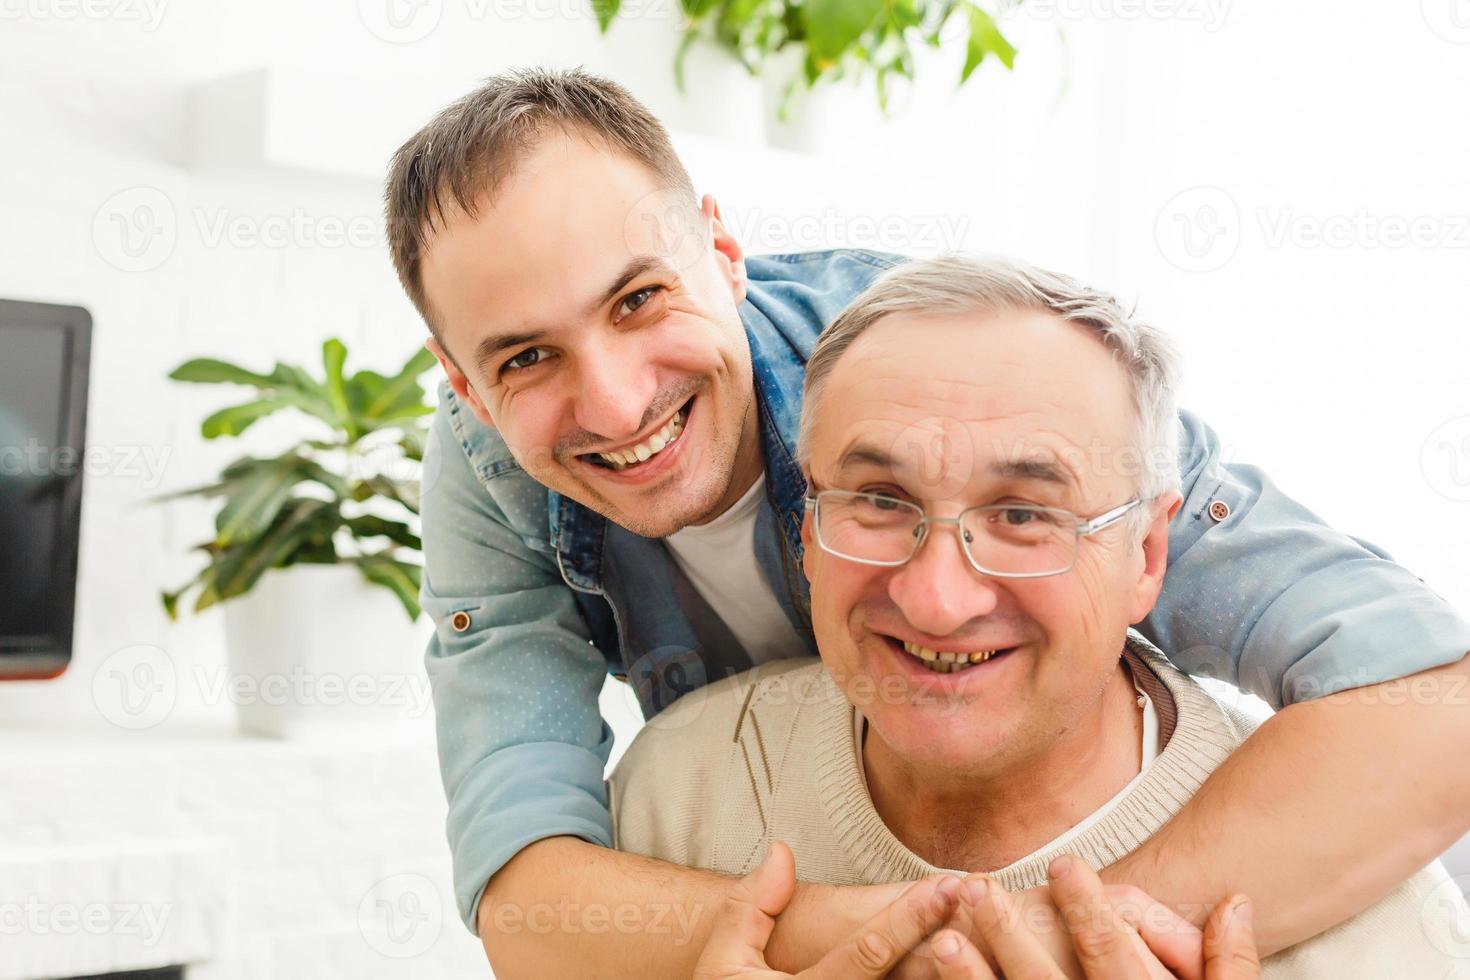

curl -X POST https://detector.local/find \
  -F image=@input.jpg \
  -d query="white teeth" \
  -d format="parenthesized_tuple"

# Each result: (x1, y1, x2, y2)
(901, 640, 1000, 673)
(598, 406, 687, 469)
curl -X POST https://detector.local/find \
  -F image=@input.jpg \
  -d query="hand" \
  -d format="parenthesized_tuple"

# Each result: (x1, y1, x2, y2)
(965, 856, 1261, 979)
(1199, 887, 1261, 979)
(894, 857, 1260, 980)
(694, 841, 984, 979)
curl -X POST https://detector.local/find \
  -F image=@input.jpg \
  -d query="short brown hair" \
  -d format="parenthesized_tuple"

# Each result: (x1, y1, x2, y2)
(384, 67, 695, 337)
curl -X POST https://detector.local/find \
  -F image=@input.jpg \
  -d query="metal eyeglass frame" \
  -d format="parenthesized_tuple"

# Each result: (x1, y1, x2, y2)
(802, 488, 1143, 579)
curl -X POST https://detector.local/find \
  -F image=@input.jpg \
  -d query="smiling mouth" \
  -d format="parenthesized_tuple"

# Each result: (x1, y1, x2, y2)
(889, 636, 1019, 675)
(581, 398, 692, 471)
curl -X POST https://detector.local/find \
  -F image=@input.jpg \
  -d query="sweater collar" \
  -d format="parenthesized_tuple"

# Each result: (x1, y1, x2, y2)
(809, 631, 1245, 889)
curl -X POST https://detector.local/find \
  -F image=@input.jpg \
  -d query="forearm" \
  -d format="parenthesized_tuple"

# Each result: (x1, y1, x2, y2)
(479, 836, 729, 978)
(1102, 653, 1470, 956)
(479, 836, 914, 978)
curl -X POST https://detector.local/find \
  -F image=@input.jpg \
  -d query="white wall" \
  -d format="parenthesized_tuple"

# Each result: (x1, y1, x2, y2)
(8, 2, 1463, 725)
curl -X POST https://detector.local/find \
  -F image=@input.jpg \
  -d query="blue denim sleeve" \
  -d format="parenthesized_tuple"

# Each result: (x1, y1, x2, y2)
(1140, 408, 1470, 709)
(420, 395, 614, 934)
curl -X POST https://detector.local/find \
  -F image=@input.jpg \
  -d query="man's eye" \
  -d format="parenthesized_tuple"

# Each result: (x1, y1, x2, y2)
(503, 347, 549, 373)
(617, 286, 660, 317)
(860, 489, 909, 510)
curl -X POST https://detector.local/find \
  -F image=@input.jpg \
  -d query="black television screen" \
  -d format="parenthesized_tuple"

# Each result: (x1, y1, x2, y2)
(0, 300, 91, 679)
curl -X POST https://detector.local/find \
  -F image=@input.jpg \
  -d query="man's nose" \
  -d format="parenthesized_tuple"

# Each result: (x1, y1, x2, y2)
(571, 333, 658, 441)
(887, 523, 1000, 638)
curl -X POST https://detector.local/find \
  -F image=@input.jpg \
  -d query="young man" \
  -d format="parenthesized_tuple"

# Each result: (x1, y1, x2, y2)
(385, 68, 1470, 975)
(611, 255, 1470, 977)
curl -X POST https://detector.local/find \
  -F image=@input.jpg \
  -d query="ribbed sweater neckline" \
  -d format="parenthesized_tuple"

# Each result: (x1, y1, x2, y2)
(809, 635, 1242, 889)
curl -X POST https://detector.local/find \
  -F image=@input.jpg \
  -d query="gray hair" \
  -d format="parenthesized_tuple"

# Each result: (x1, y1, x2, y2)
(799, 255, 1181, 536)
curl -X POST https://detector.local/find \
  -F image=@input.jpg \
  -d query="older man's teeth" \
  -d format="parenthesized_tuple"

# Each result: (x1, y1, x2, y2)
(901, 640, 998, 673)
(598, 407, 687, 469)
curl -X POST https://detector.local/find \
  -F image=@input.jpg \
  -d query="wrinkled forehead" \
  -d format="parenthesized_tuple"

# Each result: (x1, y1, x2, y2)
(806, 310, 1137, 500)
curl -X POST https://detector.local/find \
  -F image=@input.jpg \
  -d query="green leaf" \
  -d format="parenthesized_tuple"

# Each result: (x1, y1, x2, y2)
(214, 456, 312, 546)
(803, 0, 882, 67)
(350, 348, 437, 430)
(398, 429, 427, 463)
(265, 364, 341, 430)
(961, 6, 1016, 82)
(345, 514, 422, 551)
(267, 363, 324, 395)
(151, 479, 236, 503)
(293, 540, 340, 564)
(209, 498, 341, 602)
(300, 459, 354, 500)
(200, 397, 294, 439)
(221, 455, 288, 481)
(590, 0, 620, 31)
(173, 356, 344, 438)
(674, 27, 700, 92)
(194, 586, 220, 615)
(321, 338, 354, 438)
(169, 358, 277, 387)
(354, 474, 421, 515)
(354, 556, 423, 621)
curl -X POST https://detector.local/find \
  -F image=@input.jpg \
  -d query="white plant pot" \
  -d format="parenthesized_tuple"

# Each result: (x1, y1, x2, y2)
(221, 563, 431, 739)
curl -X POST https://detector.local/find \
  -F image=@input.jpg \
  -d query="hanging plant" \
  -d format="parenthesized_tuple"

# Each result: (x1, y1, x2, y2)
(593, 0, 1019, 115)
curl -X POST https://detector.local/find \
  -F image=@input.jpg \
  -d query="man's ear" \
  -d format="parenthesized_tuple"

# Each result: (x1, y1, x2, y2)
(704, 194, 747, 306)
(426, 337, 496, 429)
(1127, 489, 1183, 625)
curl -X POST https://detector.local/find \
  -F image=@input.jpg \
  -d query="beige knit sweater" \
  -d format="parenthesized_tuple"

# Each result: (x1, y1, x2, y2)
(610, 632, 1470, 978)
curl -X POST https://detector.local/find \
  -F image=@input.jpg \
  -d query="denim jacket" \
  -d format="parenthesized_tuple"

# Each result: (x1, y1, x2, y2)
(420, 249, 1470, 932)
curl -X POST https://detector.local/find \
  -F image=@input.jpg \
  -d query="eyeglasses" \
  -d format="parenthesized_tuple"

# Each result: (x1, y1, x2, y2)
(802, 488, 1143, 579)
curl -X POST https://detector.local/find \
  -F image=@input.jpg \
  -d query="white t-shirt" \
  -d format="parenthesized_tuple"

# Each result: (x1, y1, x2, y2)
(664, 472, 811, 665)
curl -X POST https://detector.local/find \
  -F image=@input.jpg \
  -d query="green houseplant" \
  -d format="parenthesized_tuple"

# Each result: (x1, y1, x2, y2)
(594, 0, 1019, 114)
(159, 339, 435, 622)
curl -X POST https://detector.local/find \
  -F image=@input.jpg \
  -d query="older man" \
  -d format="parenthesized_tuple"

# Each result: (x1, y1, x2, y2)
(610, 256, 1470, 977)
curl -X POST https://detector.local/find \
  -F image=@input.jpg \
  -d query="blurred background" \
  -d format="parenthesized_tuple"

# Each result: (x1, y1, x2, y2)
(1, 1, 1468, 976)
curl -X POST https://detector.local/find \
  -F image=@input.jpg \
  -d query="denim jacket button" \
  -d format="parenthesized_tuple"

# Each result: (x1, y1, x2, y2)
(450, 610, 472, 633)
(1208, 499, 1231, 522)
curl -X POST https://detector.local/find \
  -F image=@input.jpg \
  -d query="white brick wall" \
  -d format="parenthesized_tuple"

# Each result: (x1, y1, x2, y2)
(0, 724, 488, 980)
